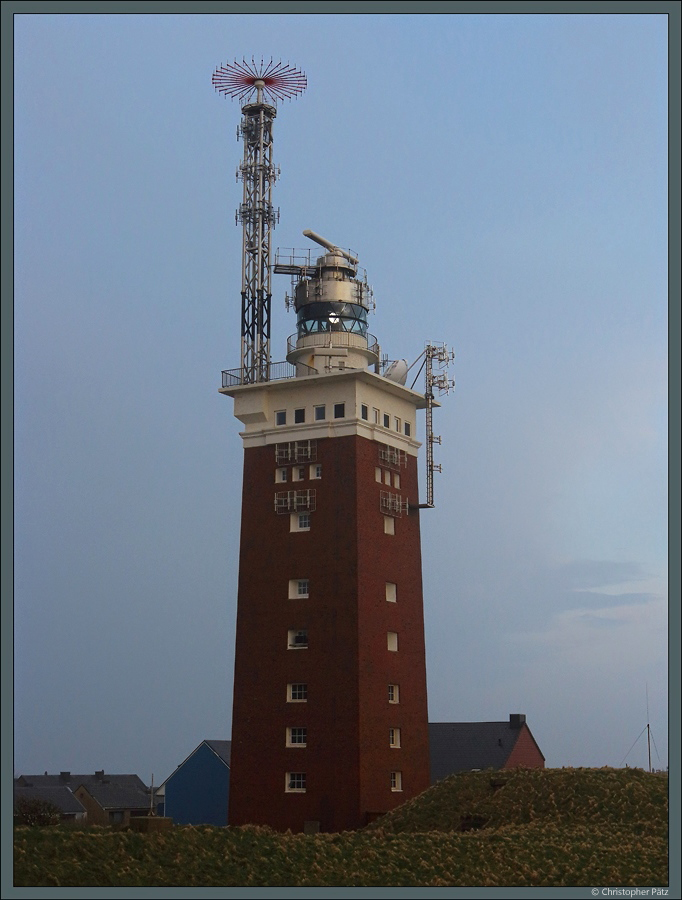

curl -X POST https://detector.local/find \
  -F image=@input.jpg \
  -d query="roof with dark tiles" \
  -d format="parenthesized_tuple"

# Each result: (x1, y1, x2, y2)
(13, 784, 86, 816)
(15, 773, 151, 811)
(204, 740, 232, 766)
(429, 715, 540, 781)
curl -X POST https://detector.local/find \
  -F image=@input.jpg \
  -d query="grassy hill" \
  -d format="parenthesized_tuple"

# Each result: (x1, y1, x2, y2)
(14, 767, 668, 887)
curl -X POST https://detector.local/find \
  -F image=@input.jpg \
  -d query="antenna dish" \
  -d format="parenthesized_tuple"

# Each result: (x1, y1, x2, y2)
(384, 359, 409, 385)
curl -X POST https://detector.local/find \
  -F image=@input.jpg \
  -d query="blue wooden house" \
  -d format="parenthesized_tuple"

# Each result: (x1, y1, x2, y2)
(158, 740, 231, 825)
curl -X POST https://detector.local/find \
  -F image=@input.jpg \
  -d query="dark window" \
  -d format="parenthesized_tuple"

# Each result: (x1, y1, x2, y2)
(287, 772, 306, 791)
(383, 413, 390, 428)
(294, 408, 305, 424)
(289, 683, 308, 701)
(276, 410, 287, 426)
(361, 404, 369, 420)
(289, 727, 307, 745)
(334, 403, 345, 419)
(404, 423, 411, 437)
(314, 405, 326, 421)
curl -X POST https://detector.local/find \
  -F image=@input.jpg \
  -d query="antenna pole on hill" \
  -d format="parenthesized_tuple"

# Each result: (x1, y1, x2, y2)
(646, 684, 652, 774)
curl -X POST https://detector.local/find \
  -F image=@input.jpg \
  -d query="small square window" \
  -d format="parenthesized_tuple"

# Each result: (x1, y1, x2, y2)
(393, 472, 401, 489)
(288, 629, 308, 649)
(310, 464, 322, 480)
(385, 583, 397, 603)
(289, 579, 309, 599)
(276, 467, 288, 483)
(287, 727, 307, 747)
(288, 683, 308, 702)
(295, 408, 305, 424)
(394, 417, 401, 432)
(404, 422, 411, 437)
(276, 410, 287, 426)
(387, 631, 398, 652)
(389, 728, 401, 748)
(290, 513, 311, 532)
(388, 684, 400, 704)
(334, 403, 345, 419)
(292, 466, 306, 482)
(286, 772, 306, 792)
(375, 467, 382, 483)
(361, 404, 369, 420)
(390, 771, 402, 792)
(373, 408, 380, 424)
(383, 516, 395, 535)
(314, 405, 326, 421)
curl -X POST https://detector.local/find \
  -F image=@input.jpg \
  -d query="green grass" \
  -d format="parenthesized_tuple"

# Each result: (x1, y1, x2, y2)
(14, 767, 668, 887)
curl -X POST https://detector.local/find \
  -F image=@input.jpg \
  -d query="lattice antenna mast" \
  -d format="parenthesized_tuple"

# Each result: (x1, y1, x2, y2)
(213, 58, 307, 383)
(409, 342, 455, 508)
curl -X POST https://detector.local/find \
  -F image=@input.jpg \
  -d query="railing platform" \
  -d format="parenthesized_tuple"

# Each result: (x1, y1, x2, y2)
(221, 361, 317, 388)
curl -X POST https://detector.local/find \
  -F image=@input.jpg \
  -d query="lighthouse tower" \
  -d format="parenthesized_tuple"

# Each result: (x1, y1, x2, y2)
(213, 60, 443, 833)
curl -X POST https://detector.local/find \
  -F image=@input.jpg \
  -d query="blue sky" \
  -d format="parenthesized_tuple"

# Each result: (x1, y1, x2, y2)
(13, 11, 669, 782)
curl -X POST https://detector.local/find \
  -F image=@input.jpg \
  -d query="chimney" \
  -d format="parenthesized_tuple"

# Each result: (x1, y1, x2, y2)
(509, 714, 526, 728)
(95, 770, 104, 780)
(59, 771, 71, 782)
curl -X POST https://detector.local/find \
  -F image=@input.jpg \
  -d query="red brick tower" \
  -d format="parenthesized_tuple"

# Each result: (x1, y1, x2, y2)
(221, 235, 432, 832)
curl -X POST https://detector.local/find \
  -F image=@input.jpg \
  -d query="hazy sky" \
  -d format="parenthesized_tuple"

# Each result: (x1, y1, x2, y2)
(13, 11, 669, 783)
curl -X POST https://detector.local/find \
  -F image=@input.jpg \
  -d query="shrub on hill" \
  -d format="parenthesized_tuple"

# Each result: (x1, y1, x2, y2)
(14, 797, 61, 827)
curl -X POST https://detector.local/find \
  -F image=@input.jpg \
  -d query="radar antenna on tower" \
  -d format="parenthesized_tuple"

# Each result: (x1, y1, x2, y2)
(212, 58, 307, 383)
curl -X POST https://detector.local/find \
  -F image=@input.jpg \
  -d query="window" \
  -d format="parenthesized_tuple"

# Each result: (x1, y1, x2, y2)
(390, 771, 402, 792)
(361, 404, 369, 420)
(314, 405, 326, 421)
(373, 408, 380, 424)
(288, 683, 308, 702)
(290, 512, 311, 532)
(276, 410, 287, 426)
(276, 467, 288, 483)
(385, 583, 397, 603)
(287, 727, 307, 747)
(393, 472, 401, 489)
(389, 728, 401, 748)
(286, 772, 306, 792)
(288, 629, 308, 649)
(387, 632, 398, 652)
(383, 516, 395, 535)
(383, 413, 390, 428)
(109, 811, 124, 824)
(388, 684, 400, 704)
(292, 466, 306, 482)
(384, 469, 391, 485)
(404, 422, 411, 437)
(375, 467, 382, 483)
(394, 417, 401, 433)
(294, 408, 305, 424)
(310, 463, 322, 480)
(334, 403, 345, 419)
(289, 579, 309, 599)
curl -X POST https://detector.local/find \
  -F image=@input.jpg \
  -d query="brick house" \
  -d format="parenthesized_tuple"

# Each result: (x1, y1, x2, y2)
(429, 714, 545, 781)
(13, 783, 86, 822)
(15, 772, 152, 825)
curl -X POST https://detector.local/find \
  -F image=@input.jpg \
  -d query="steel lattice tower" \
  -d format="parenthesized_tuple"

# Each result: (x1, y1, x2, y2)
(213, 58, 307, 383)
